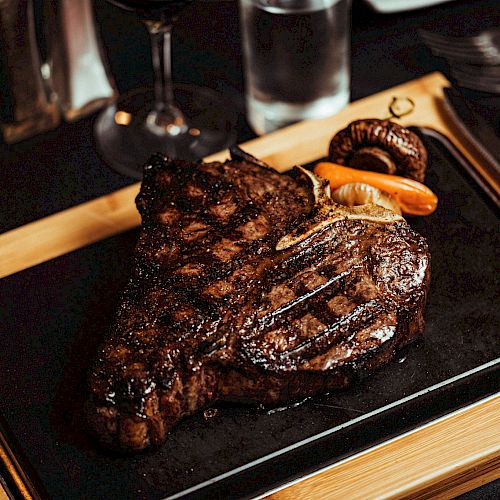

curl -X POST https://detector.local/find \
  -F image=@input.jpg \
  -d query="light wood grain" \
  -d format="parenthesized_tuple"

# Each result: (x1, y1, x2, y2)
(267, 395, 500, 500)
(0, 434, 34, 500)
(3, 72, 493, 280)
(0, 183, 141, 279)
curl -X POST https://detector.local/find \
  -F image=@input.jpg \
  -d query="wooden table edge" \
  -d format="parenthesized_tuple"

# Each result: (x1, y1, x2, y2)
(265, 394, 500, 500)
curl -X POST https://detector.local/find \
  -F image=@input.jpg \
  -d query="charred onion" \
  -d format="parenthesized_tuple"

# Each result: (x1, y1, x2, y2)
(331, 183, 402, 215)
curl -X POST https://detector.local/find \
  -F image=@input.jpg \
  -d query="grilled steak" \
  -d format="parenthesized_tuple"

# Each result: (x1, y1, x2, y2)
(86, 153, 430, 451)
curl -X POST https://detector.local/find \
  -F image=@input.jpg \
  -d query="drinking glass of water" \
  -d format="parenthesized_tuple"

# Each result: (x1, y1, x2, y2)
(239, 0, 351, 135)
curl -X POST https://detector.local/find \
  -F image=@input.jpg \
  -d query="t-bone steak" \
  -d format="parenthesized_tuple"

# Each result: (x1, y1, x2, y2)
(86, 152, 430, 451)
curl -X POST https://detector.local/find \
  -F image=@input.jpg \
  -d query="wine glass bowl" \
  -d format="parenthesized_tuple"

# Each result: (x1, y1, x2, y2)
(108, 0, 192, 21)
(95, 0, 237, 179)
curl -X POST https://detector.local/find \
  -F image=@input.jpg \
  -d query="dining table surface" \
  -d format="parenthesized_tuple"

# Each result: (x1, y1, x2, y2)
(1, 0, 499, 498)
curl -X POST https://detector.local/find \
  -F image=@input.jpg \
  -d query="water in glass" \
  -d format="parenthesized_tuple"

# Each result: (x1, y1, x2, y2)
(240, 0, 351, 134)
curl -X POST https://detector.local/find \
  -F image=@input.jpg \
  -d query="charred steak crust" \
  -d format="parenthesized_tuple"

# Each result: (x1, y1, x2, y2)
(86, 154, 430, 451)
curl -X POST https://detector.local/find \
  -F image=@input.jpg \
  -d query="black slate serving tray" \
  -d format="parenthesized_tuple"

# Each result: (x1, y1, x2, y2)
(0, 129, 499, 499)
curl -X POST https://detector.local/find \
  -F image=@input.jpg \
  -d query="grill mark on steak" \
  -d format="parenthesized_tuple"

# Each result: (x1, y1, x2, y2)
(256, 268, 353, 329)
(272, 300, 385, 360)
(86, 154, 430, 451)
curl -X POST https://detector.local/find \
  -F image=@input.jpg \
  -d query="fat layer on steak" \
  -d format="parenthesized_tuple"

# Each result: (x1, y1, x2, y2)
(86, 154, 430, 451)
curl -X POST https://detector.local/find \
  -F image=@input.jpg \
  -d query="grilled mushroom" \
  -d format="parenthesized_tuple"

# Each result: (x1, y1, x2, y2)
(328, 119, 428, 182)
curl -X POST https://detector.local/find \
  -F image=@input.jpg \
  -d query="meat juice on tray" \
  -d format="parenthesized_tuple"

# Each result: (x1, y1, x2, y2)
(240, 0, 351, 134)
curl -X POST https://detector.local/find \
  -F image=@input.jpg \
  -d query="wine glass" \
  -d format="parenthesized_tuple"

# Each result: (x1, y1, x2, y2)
(94, 0, 237, 179)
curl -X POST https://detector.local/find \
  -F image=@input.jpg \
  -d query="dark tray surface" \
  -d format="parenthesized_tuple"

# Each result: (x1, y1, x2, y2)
(0, 130, 499, 499)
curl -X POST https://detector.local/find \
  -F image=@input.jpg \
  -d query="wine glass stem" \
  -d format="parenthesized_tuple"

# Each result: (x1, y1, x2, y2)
(145, 20, 187, 133)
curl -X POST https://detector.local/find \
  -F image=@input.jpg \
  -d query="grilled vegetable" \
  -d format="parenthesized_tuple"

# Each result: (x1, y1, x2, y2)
(331, 183, 402, 215)
(314, 162, 438, 216)
(328, 119, 428, 182)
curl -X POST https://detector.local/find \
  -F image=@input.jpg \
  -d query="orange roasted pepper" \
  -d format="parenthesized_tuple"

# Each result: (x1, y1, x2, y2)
(314, 162, 438, 216)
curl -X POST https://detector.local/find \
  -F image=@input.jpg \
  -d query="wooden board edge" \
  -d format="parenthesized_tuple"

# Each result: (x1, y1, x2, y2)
(1, 71, 497, 280)
(0, 432, 35, 500)
(0, 485, 9, 500)
(404, 453, 499, 500)
(266, 394, 500, 500)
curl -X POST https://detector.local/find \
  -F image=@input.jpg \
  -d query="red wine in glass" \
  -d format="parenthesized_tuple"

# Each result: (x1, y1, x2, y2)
(94, 0, 236, 179)
(108, 0, 193, 20)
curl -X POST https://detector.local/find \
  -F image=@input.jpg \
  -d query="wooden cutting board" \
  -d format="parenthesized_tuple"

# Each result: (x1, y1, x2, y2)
(0, 72, 499, 499)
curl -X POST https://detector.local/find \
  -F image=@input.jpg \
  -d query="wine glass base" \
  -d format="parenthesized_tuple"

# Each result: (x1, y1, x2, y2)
(94, 84, 237, 179)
